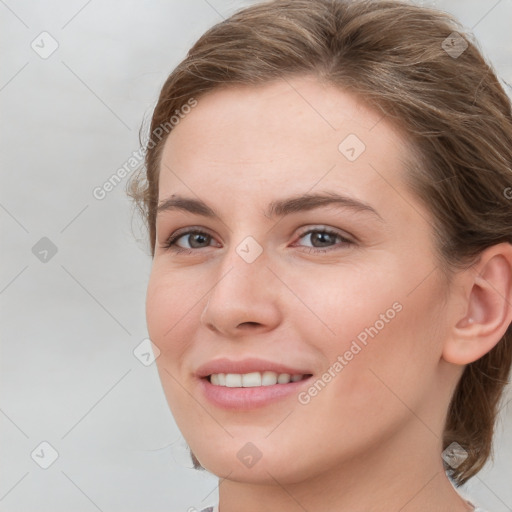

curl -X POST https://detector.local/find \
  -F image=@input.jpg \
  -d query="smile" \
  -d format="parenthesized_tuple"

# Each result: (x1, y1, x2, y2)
(209, 371, 311, 387)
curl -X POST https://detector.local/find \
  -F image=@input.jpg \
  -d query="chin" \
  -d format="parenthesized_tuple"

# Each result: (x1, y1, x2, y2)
(190, 440, 320, 485)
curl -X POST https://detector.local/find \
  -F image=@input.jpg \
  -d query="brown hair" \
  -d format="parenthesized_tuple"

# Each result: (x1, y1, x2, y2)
(127, 0, 512, 486)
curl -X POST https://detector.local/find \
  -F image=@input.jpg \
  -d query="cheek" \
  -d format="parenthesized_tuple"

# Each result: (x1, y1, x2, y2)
(145, 277, 169, 345)
(145, 271, 195, 417)
(293, 309, 434, 457)
(307, 262, 444, 407)
(145, 267, 195, 346)
(297, 263, 403, 358)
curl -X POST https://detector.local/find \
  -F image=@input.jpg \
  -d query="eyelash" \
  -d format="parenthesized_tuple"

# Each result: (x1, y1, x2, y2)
(161, 226, 354, 255)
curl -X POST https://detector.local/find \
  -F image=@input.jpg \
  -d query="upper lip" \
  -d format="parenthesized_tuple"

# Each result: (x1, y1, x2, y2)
(195, 357, 313, 378)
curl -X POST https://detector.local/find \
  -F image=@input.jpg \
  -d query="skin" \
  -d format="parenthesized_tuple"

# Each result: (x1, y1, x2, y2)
(145, 75, 512, 512)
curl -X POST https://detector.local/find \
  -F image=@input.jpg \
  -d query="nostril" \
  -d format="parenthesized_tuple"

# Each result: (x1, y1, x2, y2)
(238, 322, 261, 328)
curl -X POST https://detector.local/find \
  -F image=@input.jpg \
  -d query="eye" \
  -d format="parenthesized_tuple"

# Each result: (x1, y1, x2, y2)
(293, 227, 354, 254)
(161, 228, 218, 254)
(160, 226, 355, 255)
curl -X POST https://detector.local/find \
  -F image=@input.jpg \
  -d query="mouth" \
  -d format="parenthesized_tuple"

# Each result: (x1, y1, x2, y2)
(198, 371, 314, 410)
(205, 371, 313, 387)
(195, 357, 315, 409)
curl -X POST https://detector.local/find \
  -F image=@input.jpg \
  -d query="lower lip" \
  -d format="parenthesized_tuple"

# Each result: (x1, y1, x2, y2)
(198, 376, 313, 410)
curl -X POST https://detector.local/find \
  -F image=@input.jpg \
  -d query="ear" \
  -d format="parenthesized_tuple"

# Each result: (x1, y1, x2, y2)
(442, 242, 512, 365)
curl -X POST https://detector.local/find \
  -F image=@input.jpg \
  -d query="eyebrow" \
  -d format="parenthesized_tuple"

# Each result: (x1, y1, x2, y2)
(156, 191, 384, 222)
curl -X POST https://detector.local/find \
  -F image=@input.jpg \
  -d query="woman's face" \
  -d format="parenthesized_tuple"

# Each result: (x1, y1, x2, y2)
(146, 76, 460, 484)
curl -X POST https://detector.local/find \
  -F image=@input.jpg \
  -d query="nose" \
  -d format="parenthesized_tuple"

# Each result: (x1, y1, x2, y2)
(199, 247, 283, 337)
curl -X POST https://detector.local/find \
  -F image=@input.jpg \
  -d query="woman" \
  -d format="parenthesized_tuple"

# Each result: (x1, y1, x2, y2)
(128, 0, 512, 510)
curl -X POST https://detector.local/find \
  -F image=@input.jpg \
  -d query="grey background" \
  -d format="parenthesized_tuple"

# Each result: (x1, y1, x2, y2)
(1, 1, 511, 511)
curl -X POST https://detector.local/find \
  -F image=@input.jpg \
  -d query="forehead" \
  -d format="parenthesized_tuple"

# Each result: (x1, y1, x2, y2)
(162, 76, 402, 152)
(157, 76, 415, 219)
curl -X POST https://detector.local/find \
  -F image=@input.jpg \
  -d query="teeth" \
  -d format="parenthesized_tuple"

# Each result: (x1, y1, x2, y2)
(277, 373, 291, 384)
(262, 371, 278, 386)
(225, 373, 242, 387)
(242, 372, 261, 387)
(261, 372, 277, 386)
(208, 371, 307, 387)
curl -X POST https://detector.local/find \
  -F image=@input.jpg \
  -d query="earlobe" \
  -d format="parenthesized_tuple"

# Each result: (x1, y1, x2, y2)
(442, 243, 512, 366)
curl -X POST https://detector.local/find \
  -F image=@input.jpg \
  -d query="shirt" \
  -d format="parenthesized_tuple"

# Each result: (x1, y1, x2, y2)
(200, 502, 488, 511)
